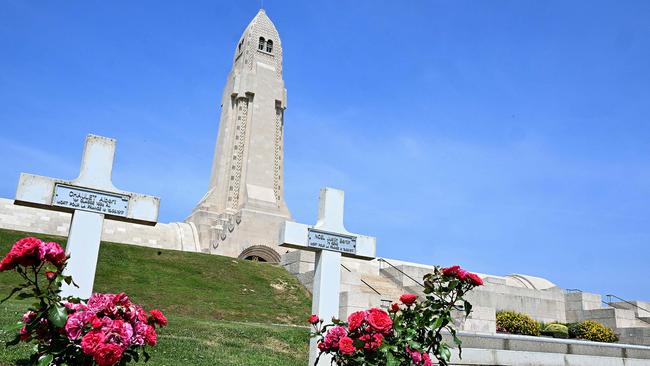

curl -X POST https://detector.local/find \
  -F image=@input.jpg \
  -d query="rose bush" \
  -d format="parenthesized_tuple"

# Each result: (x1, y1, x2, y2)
(0, 237, 167, 366)
(309, 265, 483, 365)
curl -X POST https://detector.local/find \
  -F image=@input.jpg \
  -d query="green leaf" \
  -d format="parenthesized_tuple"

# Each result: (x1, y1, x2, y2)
(37, 354, 53, 366)
(48, 304, 67, 328)
(16, 292, 34, 300)
(431, 316, 444, 330)
(1, 284, 29, 303)
(464, 301, 473, 317)
(5, 335, 21, 347)
(386, 352, 398, 366)
(440, 345, 451, 362)
(143, 349, 150, 362)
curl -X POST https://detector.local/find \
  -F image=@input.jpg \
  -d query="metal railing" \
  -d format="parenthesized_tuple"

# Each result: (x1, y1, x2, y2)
(340, 263, 382, 296)
(377, 258, 424, 288)
(565, 288, 583, 293)
(604, 294, 650, 324)
(566, 289, 650, 326)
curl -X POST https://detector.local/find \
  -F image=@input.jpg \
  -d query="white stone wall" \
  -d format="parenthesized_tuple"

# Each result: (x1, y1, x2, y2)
(0, 197, 200, 252)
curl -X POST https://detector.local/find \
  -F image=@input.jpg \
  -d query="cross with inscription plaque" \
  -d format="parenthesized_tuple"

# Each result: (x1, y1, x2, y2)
(280, 187, 376, 365)
(14, 134, 160, 299)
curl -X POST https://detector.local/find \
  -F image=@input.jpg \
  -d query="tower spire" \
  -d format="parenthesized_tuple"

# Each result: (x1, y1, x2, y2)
(186, 10, 290, 263)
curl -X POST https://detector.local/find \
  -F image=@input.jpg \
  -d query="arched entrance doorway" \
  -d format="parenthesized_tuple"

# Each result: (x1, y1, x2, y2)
(238, 245, 281, 264)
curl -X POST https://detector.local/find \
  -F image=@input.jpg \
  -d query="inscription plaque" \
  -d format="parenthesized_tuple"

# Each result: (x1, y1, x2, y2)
(308, 228, 357, 255)
(53, 184, 129, 217)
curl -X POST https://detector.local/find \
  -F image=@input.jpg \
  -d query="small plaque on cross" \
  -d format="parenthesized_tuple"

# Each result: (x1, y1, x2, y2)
(307, 228, 357, 255)
(53, 184, 130, 217)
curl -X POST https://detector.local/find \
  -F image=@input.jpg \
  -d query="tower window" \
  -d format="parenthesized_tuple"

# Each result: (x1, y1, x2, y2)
(266, 40, 273, 53)
(258, 37, 265, 50)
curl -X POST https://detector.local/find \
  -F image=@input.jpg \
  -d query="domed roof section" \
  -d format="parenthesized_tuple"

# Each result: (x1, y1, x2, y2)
(505, 274, 558, 290)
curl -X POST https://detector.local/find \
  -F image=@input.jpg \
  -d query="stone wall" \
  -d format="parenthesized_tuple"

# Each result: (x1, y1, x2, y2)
(281, 250, 650, 346)
(449, 331, 650, 365)
(0, 197, 201, 252)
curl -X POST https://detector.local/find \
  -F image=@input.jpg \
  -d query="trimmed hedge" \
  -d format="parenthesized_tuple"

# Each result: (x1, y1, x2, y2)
(568, 320, 618, 343)
(496, 311, 618, 343)
(496, 311, 541, 336)
(541, 323, 569, 339)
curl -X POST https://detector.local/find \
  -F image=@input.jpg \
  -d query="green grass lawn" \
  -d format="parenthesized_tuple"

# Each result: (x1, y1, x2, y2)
(0, 229, 311, 365)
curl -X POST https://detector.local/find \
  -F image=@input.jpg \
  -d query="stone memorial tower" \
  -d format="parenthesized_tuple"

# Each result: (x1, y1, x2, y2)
(186, 9, 291, 262)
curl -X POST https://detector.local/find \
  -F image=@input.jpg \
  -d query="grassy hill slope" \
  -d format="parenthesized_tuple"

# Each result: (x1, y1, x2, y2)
(0, 229, 311, 365)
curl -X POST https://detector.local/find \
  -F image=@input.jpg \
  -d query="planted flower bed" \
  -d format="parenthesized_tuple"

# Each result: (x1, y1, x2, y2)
(0, 237, 167, 366)
(496, 310, 618, 343)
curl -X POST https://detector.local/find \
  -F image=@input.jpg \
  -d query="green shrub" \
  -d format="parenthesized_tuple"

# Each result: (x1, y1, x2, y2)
(567, 322, 580, 338)
(541, 323, 569, 339)
(496, 311, 541, 336)
(568, 320, 618, 343)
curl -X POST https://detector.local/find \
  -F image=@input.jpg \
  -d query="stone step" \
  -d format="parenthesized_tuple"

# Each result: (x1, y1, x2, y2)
(639, 316, 650, 328)
(617, 327, 650, 346)
(585, 308, 649, 329)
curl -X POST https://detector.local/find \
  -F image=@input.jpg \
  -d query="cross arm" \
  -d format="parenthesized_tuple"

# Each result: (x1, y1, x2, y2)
(15, 173, 159, 226)
(279, 221, 376, 260)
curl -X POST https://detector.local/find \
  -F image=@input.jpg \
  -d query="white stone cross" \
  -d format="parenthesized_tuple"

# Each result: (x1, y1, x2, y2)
(14, 134, 160, 299)
(280, 187, 376, 366)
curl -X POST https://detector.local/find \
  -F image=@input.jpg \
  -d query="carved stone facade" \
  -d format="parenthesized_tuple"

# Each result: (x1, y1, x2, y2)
(186, 9, 291, 262)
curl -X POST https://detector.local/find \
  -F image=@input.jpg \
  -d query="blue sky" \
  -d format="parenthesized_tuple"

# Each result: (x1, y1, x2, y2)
(1, 1, 649, 300)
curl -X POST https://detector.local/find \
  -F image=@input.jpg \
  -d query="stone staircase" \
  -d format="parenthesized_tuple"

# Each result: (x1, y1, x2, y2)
(566, 292, 650, 345)
(606, 299, 650, 345)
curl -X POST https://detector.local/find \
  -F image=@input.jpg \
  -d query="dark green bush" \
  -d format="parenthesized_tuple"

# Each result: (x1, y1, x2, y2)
(541, 323, 569, 339)
(496, 311, 541, 336)
(567, 320, 618, 343)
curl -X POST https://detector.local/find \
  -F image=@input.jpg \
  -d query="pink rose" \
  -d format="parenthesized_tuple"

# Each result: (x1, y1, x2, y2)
(149, 309, 168, 327)
(132, 323, 151, 346)
(93, 343, 124, 366)
(81, 330, 105, 355)
(338, 336, 356, 355)
(66, 311, 92, 340)
(87, 293, 115, 312)
(347, 311, 366, 331)
(40, 241, 66, 268)
(458, 269, 469, 281)
(9, 237, 43, 268)
(400, 294, 417, 306)
(422, 353, 433, 366)
(466, 272, 484, 286)
(323, 326, 347, 350)
(19, 326, 29, 341)
(389, 303, 400, 312)
(102, 319, 132, 349)
(112, 292, 131, 308)
(406, 346, 422, 364)
(317, 341, 329, 352)
(360, 333, 383, 351)
(0, 252, 17, 271)
(21, 311, 37, 324)
(308, 314, 320, 325)
(367, 308, 392, 334)
(144, 326, 157, 346)
(442, 265, 460, 277)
